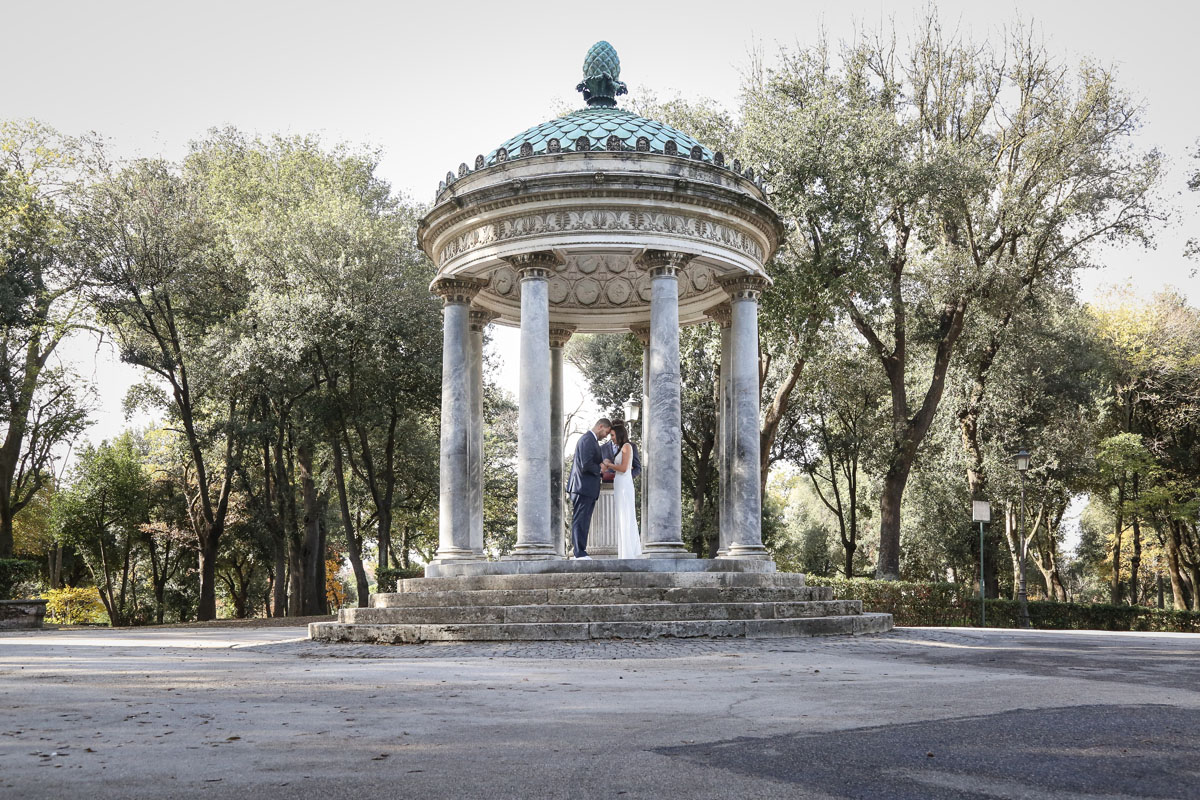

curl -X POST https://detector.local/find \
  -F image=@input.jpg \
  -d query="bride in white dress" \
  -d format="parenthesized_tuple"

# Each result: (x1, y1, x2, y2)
(604, 420, 641, 559)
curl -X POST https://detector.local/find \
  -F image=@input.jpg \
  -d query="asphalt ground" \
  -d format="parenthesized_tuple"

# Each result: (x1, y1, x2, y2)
(1, 626, 1197, 799)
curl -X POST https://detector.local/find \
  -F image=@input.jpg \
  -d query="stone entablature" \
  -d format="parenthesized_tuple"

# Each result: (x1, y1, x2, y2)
(419, 153, 781, 333)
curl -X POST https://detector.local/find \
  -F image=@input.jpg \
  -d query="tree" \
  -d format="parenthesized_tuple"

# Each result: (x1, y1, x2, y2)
(1, 120, 96, 557)
(789, 328, 888, 577)
(79, 158, 245, 621)
(741, 17, 1160, 578)
(53, 435, 150, 626)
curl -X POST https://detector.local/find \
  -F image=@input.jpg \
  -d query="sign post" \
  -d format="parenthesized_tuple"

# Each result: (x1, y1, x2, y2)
(972, 500, 991, 627)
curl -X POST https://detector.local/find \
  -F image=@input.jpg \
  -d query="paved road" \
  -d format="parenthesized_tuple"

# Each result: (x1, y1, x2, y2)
(1, 627, 1197, 799)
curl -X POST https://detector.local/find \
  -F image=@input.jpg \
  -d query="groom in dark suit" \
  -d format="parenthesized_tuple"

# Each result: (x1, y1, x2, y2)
(566, 418, 612, 559)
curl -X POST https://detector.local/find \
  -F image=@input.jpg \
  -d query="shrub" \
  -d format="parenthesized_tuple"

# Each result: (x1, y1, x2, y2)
(807, 576, 1200, 632)
(375, 566, 425, 594)
(807, 577, 975, 626)
(41, 586, 109, 625)
(984, 599, 1200, 633)
(0, 559, 39, 600)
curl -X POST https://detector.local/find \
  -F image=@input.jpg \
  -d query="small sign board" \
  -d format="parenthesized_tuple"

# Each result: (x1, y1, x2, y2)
(972, 501, 991, 523)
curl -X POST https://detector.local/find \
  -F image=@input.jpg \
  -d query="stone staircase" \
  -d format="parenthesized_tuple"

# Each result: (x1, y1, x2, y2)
(309, 560, 892, 643)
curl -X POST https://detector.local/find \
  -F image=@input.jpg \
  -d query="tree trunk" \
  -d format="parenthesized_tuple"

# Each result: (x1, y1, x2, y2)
(271, 537, 287, 617)
(1111, 480, 1124, 605)
(1165, 521, 1189, 611)
(1129, 474, 1141, 606)
(197, 529, 220, 621)
(332, 438, 370, 607)
(875, 463, 911, 580)
(0, 513, 12, 560)
(298, 441, 324, 616)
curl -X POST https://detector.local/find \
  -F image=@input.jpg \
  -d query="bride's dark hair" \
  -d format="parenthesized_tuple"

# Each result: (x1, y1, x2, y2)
(611, 419, 630, 448)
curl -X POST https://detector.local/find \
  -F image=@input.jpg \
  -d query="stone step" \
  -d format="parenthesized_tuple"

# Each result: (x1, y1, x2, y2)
(371, 585, 834, 608)
(342, 599, 862, 625)
(309, 613, 893, 643)
(424, 557, 777, 579)
(394, 571, 807, 595)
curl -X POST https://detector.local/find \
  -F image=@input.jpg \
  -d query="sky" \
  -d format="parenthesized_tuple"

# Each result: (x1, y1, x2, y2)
(4, 0, 1198, 451)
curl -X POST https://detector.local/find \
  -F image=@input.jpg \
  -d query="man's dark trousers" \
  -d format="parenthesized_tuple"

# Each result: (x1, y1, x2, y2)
(570, 493, 597, 559)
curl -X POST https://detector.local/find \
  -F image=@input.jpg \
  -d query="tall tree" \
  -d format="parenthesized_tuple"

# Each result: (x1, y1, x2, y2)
(80, 158, 246, 620)
(0, 120, 95, 556)
(742, 18, 1160, 578)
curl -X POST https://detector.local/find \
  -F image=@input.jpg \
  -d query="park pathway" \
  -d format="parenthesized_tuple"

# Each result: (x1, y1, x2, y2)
(2, 627, 1198, 799)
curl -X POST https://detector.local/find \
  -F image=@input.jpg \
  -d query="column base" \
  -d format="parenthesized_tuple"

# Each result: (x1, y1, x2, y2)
(502, 546, 562, 561)
(640, 543, 698, 558)
(723, 544, 772, 560)
(432, 547, 485, 564)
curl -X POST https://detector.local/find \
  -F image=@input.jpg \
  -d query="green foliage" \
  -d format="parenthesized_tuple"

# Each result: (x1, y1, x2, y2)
(808, 577, 975, 626)
(984, 600, 1200, 633)
(0, 558, 38, 600)
(374, 566, 425, 594)
(810, 577, 1200, 632)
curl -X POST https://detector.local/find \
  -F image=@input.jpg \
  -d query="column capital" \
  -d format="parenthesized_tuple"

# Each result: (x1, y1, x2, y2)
(505, 250, 563, 280)
(629, 324, 651, 347)
(636, 249, 694, 277)
(705, 301, 733, 328)
(432, 276, 488, 305)
(548, 324, 577, 349)
(718, 274, 771, 301)
(468, 307, 500, 332)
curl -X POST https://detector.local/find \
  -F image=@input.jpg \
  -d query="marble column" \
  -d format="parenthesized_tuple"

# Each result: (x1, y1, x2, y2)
(706, 302, 734, 557)
(639, 250, 693, 557)
(506, 252, 561, 560)
(468, 307, 499, 557)
(549, 325, 576, 557)
(630, 325, 651, 534)
(720, 275, 771, 559)
(432, 277, 487, 563)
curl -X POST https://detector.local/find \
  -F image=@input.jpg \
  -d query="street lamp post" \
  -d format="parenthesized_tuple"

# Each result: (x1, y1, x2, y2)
(1014, 448, 1032, 629)
(971, 500, 991, 627)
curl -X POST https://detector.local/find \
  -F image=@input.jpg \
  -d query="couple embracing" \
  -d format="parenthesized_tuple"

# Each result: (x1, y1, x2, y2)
(566, 417, 641, 560)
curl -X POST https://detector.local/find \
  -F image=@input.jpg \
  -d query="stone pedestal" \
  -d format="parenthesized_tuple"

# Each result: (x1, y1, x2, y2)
(584, 482, 619, 558)
(0, 599, 48, 630)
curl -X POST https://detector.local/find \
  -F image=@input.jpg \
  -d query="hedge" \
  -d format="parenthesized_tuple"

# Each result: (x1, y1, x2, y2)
(807, 578, 976, 626)
(375, 566, 426, 593)
(807, 577, 1200, 633)
(983, 598, 1200, 633)
(0, 559, 39, 600)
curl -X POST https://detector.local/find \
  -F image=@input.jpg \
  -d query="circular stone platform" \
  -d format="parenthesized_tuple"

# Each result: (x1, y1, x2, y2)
(308, 560, 892, 644)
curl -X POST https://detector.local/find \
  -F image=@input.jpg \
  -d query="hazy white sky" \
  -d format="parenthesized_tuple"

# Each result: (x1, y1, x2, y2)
(4, 0, 1197, 445)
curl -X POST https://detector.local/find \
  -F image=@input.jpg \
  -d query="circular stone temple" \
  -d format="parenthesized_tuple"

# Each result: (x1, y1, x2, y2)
(309, 43, 892, 642)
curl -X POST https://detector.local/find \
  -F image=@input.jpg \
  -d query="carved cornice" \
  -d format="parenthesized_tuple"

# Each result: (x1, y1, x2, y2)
(468, 307, 501, 332)
(435, 208, 765, 268)
(718, 274, 770, 301)
(629, 324, 651, 347)
(705, 301, 733, 328)
(548, 325, 577, 348)
(431, 276, 488, 305)
(637, 249, 695, 278)
(504, 250, 562, 280)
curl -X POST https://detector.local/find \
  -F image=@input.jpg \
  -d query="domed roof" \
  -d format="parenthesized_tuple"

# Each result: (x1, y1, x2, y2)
(436, 41, 762, 198)
(485, 106, 716, 166)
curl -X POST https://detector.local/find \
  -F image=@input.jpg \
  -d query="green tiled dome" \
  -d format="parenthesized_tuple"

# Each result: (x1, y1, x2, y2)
(485, 106, 715, 166)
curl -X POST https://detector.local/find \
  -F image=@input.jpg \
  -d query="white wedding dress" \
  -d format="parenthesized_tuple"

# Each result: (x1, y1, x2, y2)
(614, 444, 642, 559)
